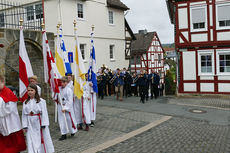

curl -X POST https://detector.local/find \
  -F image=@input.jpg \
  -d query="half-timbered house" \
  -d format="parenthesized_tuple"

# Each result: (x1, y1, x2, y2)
(130, 30, 165, 82)
(167, 0, 230, 94)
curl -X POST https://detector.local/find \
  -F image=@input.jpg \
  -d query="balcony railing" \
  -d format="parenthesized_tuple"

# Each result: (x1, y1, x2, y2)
(0, 0, 43, 30)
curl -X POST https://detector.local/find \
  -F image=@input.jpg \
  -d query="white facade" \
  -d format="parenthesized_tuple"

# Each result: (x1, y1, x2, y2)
(8, 0, 129, 70)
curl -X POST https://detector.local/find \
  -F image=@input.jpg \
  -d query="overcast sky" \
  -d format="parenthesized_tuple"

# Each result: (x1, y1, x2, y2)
(120, 0, 174, 44)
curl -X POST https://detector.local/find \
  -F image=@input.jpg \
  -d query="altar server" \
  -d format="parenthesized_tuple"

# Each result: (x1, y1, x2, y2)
(58, 76, 77, 140)
(0, 75, 27, 153)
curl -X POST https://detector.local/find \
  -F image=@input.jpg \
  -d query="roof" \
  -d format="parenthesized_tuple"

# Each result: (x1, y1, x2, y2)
(164, 48, 175, 52)
(131, 32, 156, 55)
(107, 0, 129, 11)
(125, 19, 136, 40)
(166, 0, 175, 24)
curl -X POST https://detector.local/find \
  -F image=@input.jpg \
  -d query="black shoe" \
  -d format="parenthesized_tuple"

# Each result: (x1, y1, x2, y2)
(71, 133, 75, 137)
(77, 124, 83, 130)
(59, 135, 67, 141)
(142, 100, 145, 104)
(90, 121, 95, 127)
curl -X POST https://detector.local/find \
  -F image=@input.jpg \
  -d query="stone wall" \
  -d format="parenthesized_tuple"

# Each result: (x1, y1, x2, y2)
(0, 28, 55, 100)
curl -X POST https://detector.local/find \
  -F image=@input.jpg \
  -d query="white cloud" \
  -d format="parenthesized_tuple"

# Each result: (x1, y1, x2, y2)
(121, 0, 174, 44)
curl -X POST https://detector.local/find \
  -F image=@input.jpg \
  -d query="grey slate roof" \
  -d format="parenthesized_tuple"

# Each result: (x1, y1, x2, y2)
(131, 32, 156, 55)
(107, 0, 129, 10)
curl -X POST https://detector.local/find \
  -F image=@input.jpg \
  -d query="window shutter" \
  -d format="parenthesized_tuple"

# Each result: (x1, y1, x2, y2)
(218, 5, 230, 21)
(192, 8, 205, 23)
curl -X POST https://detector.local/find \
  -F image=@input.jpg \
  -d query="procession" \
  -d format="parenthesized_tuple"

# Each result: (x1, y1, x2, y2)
(1, 0, 230, 152)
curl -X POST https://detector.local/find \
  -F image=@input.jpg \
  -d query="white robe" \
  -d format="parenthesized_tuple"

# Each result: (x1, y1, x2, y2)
(90, 91, 97, 121)
(58, 86, 77, 135)
(37, 85, 41, 96)
(73, 98, 83, 124)
(82, 82, 91, 124)
(67, 80, 73, 91)
(0, 97, 22, 136)
(22, 98, 54, 153)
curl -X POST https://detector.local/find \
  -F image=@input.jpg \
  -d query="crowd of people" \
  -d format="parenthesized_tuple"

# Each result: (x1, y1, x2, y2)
(0, 73, 97, 153)
(96, 66, 164, 103)
(0, 65, 164, 153)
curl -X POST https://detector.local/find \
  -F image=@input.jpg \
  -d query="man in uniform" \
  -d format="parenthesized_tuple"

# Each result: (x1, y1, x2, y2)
(137, 70, 148, 103)
(114, 68, 124, 101)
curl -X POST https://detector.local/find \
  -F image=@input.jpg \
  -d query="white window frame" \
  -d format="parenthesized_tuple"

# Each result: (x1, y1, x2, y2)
(216, 3, 230, 30)
(77, 3, 85, 20)
(198, 50, 214, 76)
(216, 49, 230, 75)
(80, 44, 87, 62)
(25, 3, 43, 22)
(109, 45, 115, 61)
(190, 6, 207, 32)
(108, 10, 114, 25)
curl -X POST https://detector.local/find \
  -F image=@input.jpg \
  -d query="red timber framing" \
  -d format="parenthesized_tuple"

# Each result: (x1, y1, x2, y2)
(130, 32, 165, 82)
(169, 0, 230, 94)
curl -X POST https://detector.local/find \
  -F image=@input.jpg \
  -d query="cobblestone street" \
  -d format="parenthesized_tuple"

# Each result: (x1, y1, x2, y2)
(20, 96, 230, 153)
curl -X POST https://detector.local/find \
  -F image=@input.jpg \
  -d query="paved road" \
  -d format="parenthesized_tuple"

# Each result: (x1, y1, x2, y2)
(20, 96, 230, 153)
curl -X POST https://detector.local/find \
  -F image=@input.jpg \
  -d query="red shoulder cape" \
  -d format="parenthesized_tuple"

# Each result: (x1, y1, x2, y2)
(0, 86, 18, 103)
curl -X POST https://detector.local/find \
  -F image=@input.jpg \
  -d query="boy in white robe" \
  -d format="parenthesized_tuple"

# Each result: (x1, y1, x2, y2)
(58, 76, 77, 141)
(65, 73, 83, 130)
(0, 75, 26, 153)
(66, 73, 74, 90)
(22, 84, 54, 153)
(29, 75, 41, 96)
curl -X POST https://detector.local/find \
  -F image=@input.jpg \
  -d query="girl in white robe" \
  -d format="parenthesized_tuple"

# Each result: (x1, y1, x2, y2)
(22, 84, 54, 153)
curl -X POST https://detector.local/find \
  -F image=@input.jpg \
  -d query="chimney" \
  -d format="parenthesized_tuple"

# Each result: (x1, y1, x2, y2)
(138, 29, 147, 34)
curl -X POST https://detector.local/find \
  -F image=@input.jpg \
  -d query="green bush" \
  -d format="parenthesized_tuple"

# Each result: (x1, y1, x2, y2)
(165, 70, 176, 95)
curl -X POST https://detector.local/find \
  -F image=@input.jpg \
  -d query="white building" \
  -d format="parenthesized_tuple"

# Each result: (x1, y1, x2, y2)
(7, 0, 131, 70)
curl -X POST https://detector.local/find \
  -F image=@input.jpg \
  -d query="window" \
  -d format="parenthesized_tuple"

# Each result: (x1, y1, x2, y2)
(26, 6, 34, 21)
(25, 3, 43, 21)
(191, 7, 206, 31)
(35, 4, 43, 19)
(0, 13, 4, 27)
(201, 55, 212, 73)
(109, 45, 114, 59)
(77, 3, 84, 19)
(216, 50, 230, 75)
(80, 44, 86, 60)
(217, 4, 230, 29)
(158, 54, 161, 63)
(219, 54, 230, 72)
(198, 51, 214, 75)
(108, 11, 113, 24)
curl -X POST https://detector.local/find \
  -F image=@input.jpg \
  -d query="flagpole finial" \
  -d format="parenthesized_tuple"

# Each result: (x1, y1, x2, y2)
(91, 25, 95, 32)
(73, 20, 77, 27)
(19, 18, 23, 26)
(57, 22, 62, 28)
(41, 23, 45, 30)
